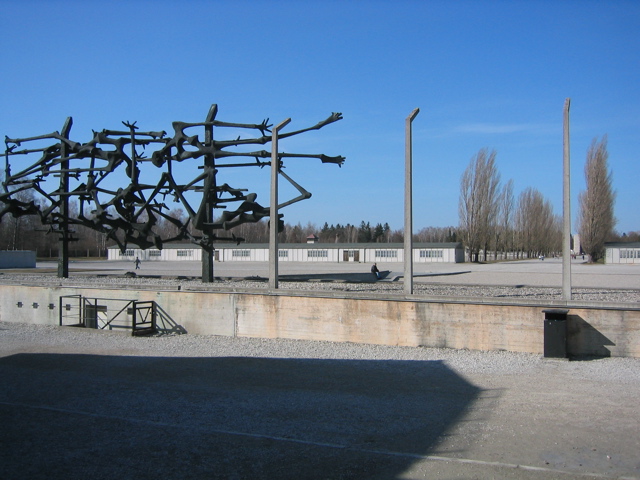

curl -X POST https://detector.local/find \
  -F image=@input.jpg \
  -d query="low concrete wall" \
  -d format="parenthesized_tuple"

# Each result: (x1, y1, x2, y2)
(0, 251, 36, 269)
(1, 284, 639, 357)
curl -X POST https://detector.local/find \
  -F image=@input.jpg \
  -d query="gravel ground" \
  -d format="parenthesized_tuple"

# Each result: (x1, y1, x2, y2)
(2, 320, 640, 382)
(1, 272, 639, 303)
(3, 321, 640, 480)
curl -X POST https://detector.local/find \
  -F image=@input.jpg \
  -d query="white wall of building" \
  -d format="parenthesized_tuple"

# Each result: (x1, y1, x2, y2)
(107, 243, 465, 263)
(605, 243, 640, 264)
(108, 247, 203, 262)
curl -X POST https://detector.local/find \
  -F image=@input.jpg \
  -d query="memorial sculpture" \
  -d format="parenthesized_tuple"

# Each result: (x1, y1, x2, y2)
(1, 104, 344, 280)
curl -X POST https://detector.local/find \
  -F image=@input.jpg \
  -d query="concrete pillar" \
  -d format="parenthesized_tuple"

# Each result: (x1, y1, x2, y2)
(563, 98, 572, 300)
(269, 118, 291, 290)
(404, 108, 419, 295)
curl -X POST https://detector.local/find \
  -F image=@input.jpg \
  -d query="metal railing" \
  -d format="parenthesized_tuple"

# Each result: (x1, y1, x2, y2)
(59, 295, 156, 336)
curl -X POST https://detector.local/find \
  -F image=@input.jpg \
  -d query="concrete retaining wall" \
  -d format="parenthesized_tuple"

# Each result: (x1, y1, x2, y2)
(1, 284, 639, 358)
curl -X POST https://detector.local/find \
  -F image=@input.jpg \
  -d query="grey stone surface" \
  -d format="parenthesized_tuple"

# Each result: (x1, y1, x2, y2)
(1, 321, 639, 480)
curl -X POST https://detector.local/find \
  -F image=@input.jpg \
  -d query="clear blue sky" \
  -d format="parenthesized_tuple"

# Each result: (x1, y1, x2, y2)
(1, 0, 638, 234)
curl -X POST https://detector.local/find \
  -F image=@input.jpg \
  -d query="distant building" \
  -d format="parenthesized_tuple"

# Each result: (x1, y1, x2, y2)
(107, 242, 465, 263)
(604, 242, 640, 264)
(0, 250, 36, 268)
(573, 234, 581, 256)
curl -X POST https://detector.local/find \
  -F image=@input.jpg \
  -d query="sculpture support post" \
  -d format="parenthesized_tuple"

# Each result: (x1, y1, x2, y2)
(269, 118, 291, 290)
(58, 117, 73, 278)
(202, 105, 218, 282)
(562, 98, 572, 300)
(404, 108, 419, 295)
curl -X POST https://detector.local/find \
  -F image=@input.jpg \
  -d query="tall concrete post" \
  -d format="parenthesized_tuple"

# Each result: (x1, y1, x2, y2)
(562, 98, 572, 300)
(58, 117, 73, 278)
(404, 108, 420, 295)
(269, 118, 291, 290)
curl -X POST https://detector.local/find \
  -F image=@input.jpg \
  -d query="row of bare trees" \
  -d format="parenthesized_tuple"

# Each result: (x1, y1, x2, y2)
(459, 136, 619, 263)
(0, 193, 188, 257)
(459, 148, 563, 262)
(0, 209, 109, 257)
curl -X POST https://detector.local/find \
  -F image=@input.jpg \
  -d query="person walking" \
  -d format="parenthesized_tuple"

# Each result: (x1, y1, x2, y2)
(135, 257, 141, 270)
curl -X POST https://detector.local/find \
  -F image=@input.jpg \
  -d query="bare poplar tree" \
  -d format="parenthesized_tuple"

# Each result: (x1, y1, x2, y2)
(458, 148, 501, 262)
(577, 136, 616, 262)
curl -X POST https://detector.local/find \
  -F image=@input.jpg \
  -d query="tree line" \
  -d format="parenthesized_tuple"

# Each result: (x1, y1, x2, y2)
(458, 136, 625, 262)
(458, 148, 564, 262)
(0, 197, 460, 257)
(0, 135, 634, 260)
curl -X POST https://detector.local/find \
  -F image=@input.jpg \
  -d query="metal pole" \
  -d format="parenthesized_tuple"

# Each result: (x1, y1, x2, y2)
(58, 117, 73, 278)
(128, 122, 139, 185)
(202, 105, 218, 283)
(562, 98, 572, 300)
(404, 108, 419, 295)
(269, 118, 291, 290)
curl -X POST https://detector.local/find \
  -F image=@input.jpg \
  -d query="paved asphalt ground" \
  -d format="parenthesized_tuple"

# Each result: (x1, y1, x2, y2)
(22, 257, 640, 289)
(1, 259, 639, 479)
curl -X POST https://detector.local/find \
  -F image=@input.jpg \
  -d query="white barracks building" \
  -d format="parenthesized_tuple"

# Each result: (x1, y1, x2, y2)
(108, 238, 464, 264)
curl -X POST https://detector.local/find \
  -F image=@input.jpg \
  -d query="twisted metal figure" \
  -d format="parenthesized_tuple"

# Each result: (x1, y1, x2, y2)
(2, 104, 344, 259)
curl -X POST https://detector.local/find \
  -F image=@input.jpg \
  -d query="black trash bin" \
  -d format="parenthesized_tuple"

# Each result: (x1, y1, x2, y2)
(542, 309, 569, 358)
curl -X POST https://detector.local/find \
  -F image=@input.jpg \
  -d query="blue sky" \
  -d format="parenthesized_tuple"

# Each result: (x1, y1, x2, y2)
(1, 0, 638, 234)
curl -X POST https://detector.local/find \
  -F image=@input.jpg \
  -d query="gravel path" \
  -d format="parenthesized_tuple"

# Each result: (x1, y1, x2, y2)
(2, 321, 640, 382)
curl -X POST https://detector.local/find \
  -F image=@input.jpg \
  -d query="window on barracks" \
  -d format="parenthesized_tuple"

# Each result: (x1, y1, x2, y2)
(420, 250, 443, 258)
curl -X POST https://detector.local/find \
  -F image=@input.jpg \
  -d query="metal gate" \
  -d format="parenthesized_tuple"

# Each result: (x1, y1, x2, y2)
(131, 301, 156, 336)
(59, 295, 157, 336)
(59, 295, 83, 327)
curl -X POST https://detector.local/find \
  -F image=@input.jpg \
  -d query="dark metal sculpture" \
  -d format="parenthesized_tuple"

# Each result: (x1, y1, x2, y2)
(2, 104, 344, 280)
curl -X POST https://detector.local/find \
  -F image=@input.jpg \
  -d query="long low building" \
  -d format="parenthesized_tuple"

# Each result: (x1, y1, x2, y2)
(107, 242, 465, 263)
(605, 242, 640, 264)
(0, 250, 36, 268)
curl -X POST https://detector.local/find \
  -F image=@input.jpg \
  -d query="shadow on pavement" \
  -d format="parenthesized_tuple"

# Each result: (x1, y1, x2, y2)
(279, 270, 392, 283)
(0, 353, 480, 479)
